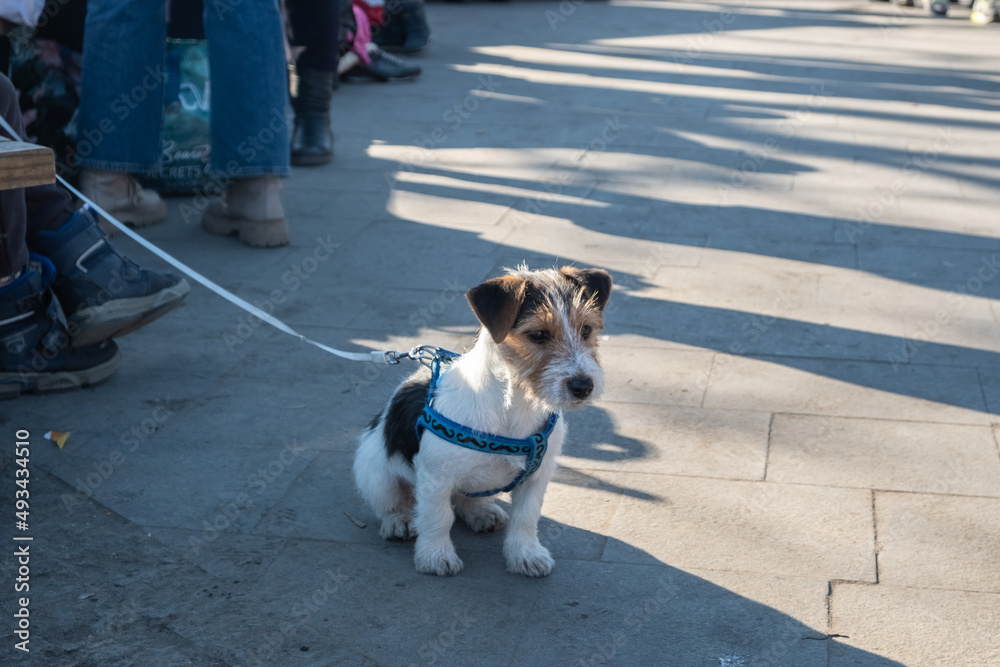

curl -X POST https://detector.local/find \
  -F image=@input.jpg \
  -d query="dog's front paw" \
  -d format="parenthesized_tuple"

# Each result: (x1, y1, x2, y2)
(505, 542, 554, 577)
(459, 503, 509, 533)
(380, 514, 416, 541)
(414, 543, 464, 576)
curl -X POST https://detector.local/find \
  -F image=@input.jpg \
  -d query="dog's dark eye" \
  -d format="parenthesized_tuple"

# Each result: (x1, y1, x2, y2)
(528, 330, 550, 344)
(581, 325, 592, 339)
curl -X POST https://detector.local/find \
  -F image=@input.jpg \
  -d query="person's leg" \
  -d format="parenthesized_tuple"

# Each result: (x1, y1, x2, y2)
(0, 74, 120, 397)
(0, 75, 29, 281)
(76, 0, 168, 228)
(0, 66, 190, 349)
(287, 0, 339, 166)
(201, 0, 291, 247)
(0, 185, 27, 281)
(29, 207, 191, 347)
(168, 0, 206, 39)
(377, 0, 429, 54)
(203, 0, 290, 179)
(288, 0, 341, 72)
(78, 0, 167, 171)
(24, 183, 78, 237)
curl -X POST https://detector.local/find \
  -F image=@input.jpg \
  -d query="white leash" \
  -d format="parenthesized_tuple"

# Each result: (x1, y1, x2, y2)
(0, 113, 428, 366)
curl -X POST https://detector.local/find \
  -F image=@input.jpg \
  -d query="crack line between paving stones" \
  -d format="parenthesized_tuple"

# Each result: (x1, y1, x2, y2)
(762, 412, 775, 482)
(545, 468, 1000, 502)
(869, 489, 880, 585)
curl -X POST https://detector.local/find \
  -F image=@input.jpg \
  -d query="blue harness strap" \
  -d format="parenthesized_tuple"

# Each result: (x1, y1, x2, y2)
(415, 353, 559, 498)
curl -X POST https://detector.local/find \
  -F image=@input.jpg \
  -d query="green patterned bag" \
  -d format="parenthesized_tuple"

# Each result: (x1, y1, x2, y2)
(143, 38, 211, 194)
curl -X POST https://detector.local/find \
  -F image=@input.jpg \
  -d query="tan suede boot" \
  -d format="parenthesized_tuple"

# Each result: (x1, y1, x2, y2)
(201, 176, 289, 248)
(79, 170, 167, 235)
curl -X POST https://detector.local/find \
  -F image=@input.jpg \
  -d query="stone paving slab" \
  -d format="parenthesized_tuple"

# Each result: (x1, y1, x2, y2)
(767, 414, 1000, 496)
(875, 491, 1000, 594)
(247, 538, 542, 666)
(598, 346, 713, 407)
(0, 465, 363, 666)
(512, 559, 837, 667)
(703, 354, 990, 425)
(829, 583, 1000, 667)
(560, 402, 770, 480)
(603, 473, 876, 581)
(498, 220, 708, 270)
(39, 389, 319, 532)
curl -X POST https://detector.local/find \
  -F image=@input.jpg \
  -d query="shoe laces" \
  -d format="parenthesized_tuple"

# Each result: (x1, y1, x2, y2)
(124, 174, 148, 205)
(367, 43, 407, 68)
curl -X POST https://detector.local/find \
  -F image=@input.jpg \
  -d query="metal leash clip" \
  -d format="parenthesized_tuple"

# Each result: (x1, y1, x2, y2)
(382, 345, 459, 368)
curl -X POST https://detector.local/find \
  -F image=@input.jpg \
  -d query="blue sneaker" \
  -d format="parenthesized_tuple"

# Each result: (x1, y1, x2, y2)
(29, 207, 190, 347)
(0, 256, 120, 399)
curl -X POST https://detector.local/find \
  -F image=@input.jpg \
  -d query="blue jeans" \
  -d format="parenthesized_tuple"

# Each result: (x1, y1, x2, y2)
(77, 0, 290, 178)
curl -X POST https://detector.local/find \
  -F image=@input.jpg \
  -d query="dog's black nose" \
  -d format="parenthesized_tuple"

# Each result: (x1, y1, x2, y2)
(567, 376, 594, 399)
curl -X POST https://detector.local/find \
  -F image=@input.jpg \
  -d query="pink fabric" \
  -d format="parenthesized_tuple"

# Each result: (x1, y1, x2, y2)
(350, 5, 373, 65)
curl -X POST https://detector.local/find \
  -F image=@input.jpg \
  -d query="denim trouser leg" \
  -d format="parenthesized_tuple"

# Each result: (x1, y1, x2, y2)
(203, 0, 291, 178)
(77, 1, 168, 174)
(78, 0, 289, 179)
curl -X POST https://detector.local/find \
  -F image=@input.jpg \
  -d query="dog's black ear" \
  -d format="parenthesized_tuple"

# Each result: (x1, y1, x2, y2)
(560, 267, 613, 311)
(466, 275, 527, 343)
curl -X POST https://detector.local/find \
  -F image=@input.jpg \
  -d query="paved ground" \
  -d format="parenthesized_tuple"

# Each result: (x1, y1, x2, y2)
(4, 0, 1000, 664)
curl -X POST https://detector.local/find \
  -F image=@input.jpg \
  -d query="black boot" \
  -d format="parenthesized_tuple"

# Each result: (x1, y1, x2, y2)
(291, 68, 335, 167)
(400, 1, 430, 53)
(379, 0, 429, 54)
(372, 5, 407, 50)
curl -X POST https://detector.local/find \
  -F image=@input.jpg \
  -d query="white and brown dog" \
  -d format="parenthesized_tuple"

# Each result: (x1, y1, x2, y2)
(353, 266, 611, 576)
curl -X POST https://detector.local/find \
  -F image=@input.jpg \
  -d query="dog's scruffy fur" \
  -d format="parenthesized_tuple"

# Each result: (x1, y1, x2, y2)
(354, 265, 612, 577)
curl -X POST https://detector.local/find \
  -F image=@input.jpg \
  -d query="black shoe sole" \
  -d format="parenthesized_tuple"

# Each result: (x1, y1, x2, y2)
(291, 151, 334, 166)
(0, 348, 122, 399)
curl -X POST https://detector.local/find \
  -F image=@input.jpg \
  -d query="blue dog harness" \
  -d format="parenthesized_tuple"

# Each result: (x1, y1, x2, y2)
(415, 351, 559, 498)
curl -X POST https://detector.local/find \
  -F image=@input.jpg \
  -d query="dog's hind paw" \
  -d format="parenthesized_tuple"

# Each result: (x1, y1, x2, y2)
(414, 545, 464, 576)
(458, 503, 508, 533)
(505, 543, 555, 577)
(380, 515, 416, 540)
